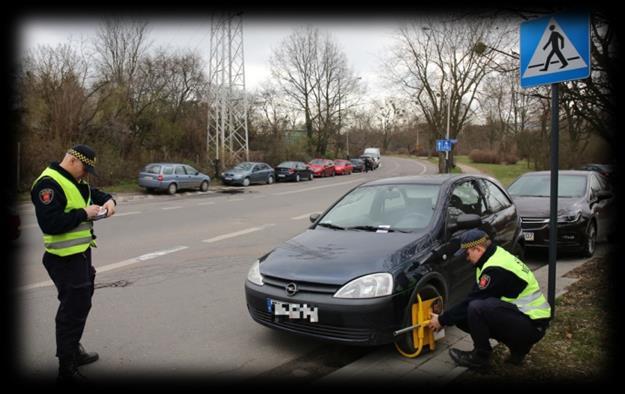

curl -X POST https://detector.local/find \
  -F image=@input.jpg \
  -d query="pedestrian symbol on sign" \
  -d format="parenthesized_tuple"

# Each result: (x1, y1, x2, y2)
(522, 18, 588, 79)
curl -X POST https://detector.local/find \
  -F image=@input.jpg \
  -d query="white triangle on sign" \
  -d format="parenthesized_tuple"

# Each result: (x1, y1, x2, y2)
(522, 18, 587, 78)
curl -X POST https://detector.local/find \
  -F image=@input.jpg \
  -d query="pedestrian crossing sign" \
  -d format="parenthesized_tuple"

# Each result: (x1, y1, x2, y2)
(520, 12, 590, 88)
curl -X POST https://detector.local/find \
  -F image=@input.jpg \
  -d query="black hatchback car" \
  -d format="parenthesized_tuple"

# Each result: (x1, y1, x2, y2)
(245, 174, 523, 347)
(507, 170, 615, 257)
(275, 161, 314, 182)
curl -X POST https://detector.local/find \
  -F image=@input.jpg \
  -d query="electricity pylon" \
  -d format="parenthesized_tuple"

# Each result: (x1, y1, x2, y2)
(207, 12, 249, 176)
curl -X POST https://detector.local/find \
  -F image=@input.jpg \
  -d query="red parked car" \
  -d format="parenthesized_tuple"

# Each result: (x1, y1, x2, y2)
(308, 159, 335, 177)
(334, 159, 353, 175)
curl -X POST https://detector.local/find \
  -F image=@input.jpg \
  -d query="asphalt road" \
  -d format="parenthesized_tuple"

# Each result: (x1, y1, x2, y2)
(14, 156, 436, 381)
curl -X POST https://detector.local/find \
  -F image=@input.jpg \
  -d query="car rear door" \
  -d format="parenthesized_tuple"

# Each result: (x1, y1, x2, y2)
(174, 165, 188, 189)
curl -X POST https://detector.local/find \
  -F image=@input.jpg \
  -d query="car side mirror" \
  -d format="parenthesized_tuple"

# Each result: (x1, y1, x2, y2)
(450, 213, 482, 232)
(597, 190, 613, 201)
(309, 213, 321, 223)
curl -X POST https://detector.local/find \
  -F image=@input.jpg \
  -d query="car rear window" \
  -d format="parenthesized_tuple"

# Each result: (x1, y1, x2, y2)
(145, 164, 161, 174)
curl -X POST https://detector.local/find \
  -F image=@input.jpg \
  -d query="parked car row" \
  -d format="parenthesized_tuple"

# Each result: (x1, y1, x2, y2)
(137, 157, 373, 194)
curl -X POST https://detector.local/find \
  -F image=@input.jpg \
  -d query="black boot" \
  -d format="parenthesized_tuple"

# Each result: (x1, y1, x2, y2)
(505, 351, 526, 366)
(75, 343, 99, 366)
(449, 348, 490, 369)
(57, 357, 88, 384)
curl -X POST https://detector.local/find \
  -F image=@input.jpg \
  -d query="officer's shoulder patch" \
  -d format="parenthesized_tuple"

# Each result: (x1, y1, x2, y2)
(39, 188, 54, 205)
(479, 274, 491, 289)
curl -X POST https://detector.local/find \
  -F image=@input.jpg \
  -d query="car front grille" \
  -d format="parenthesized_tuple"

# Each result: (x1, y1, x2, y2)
(249, 308, 373, 343)
(521, 217, 549, 230)
(263, 275, 340, 295)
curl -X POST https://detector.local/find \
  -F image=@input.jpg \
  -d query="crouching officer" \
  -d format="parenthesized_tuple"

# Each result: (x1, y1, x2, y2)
(31, 144, 116, 382)
(428, 229, 551, 368)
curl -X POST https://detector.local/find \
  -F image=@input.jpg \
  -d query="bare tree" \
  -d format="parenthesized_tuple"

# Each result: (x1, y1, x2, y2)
(271, 27, 360, 156)
(387, 15, 512, 171)
(270, 26, 319, 154)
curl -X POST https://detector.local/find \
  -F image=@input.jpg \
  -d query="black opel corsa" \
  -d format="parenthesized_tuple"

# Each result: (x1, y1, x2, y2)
(245, 174, 523, 347)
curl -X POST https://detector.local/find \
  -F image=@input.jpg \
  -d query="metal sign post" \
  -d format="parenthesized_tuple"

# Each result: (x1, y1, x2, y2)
(520, 11, 590, 317)
(548, 83, 559, 312)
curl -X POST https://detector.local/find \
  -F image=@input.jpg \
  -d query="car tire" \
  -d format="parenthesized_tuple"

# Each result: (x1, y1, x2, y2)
(308, 173, 314, 181)
(582, 221, 597, 257)
(200, 180, 209, 192)
(243, 178, 250, 187)
(168, 183, 177, 195)
(394, 284, 444, 356)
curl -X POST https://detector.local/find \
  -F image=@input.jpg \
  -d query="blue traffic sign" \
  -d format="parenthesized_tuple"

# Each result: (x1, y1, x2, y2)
(520, 12, 590, 89)
(436, 139, 452, 152)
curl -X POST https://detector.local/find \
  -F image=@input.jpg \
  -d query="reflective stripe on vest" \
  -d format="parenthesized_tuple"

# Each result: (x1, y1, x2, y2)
(32, 167, 94, 257)
(477, 246, 551, 320)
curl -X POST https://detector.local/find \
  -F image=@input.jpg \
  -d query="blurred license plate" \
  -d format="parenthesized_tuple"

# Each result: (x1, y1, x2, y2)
(143, 176, 153, 180)
(224, 177, 232, 181)
(523, 232, 534, 241)
(278, 174, 285, 177)
(267, 299, 319, 323)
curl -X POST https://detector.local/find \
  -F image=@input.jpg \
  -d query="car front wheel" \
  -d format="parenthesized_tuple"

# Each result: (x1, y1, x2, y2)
(200, 180, 209, 192)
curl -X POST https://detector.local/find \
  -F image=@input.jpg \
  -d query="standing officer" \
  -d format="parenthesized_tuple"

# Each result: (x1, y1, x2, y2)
(31, 144, 116, 382)
(428, 229, 551, 368)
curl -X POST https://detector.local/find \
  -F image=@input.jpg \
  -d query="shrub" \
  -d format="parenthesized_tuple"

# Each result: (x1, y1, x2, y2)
(469, 149, 501, 164)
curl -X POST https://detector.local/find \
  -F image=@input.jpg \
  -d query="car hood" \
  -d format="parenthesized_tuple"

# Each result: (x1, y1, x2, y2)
(259, 229, 430, 285)
(511, 196, 585, 217)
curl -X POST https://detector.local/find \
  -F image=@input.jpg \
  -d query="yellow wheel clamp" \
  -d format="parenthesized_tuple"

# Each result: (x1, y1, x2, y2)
(393, 295, 443, 358)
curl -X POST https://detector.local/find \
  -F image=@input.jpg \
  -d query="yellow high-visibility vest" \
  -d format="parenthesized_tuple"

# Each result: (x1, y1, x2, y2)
(477, 246, 551, 320)
(32, 167, 94, 256)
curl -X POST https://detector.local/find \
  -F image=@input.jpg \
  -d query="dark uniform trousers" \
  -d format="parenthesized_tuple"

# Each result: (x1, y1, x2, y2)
(456, 297, 547, 357)
(43, 248, 96, 362)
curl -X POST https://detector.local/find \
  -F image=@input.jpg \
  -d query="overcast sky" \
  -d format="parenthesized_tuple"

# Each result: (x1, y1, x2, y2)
(18, 16, 416, 99)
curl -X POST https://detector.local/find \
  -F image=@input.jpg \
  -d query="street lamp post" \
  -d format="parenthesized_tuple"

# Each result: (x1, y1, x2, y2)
(445, 92, 451, 173)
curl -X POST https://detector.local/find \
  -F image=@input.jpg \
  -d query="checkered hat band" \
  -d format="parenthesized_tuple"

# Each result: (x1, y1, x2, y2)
(461, 236, 487, 249)
(68, 149, 96, 167)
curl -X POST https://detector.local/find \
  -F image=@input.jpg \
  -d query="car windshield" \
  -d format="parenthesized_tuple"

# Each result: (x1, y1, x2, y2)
(144, 164, 161, 174)
(233, 162, 253, 171)
(310, 159, 325, 165)
(278, 162, 295, 168)
(318, 184, 440, 232)
(508, 174, 587, 198)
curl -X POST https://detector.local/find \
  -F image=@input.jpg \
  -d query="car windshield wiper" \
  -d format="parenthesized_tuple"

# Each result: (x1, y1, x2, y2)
(317, 222, 346, 230)
(347, 225, 380, 232)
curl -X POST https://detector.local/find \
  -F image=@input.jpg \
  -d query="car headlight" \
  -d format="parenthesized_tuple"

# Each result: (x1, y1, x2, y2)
(557, 212, 582, 223)
(333, 273, 393, 299)
(247, 260, 264, 286)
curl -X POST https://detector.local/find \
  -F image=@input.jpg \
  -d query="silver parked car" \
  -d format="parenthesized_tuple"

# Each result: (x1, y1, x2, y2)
(221, 162, 275, 186)
(138, 163, 211, 195)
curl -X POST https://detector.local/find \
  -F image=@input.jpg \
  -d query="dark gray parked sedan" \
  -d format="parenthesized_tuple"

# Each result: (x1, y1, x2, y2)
(221, 162, 275, 186)
(138, 163, 211, 194)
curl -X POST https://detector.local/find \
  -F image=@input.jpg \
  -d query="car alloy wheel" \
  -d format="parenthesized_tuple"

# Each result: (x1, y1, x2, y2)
(296, 174, 300, 182)
(243, 178, 250, 187)
(200, 181, 209, 192)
